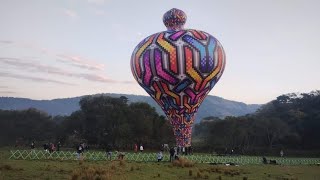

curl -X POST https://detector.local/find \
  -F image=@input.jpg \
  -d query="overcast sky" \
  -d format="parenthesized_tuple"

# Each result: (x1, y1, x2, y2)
(0, 0, 319, 104)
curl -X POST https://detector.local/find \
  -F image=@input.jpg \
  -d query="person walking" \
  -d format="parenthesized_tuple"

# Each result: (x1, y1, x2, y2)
(139, 145, 144, 152)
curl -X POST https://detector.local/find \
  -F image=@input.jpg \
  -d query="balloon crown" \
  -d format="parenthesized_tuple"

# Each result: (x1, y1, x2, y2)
(163, 8, 187, 31)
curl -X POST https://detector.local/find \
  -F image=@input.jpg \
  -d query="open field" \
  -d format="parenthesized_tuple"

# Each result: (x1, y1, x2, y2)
(1, 149, 320, 180)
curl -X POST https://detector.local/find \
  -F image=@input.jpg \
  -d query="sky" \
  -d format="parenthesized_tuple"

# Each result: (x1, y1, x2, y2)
(0, 0, 319, 104)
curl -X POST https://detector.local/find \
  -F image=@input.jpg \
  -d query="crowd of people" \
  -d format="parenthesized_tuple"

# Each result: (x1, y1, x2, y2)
(102, 144, 194, 162)
(29, 141, 62, 153)
(43, 142, 61, 153)
(28, 141, 197, 162)
(76, 143, 87, 160)
(168, 146, 193, 162)
(29, 141, 287, 163)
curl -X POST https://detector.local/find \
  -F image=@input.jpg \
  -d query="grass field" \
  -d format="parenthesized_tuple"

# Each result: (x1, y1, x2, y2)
(1, 149, 320, 180)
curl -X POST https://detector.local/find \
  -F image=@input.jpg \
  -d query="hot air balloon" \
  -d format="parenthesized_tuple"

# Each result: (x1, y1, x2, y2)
(130, 8, 226, 147)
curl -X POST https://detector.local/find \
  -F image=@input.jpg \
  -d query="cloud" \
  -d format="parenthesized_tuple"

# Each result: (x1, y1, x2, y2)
(0, 91, 16, 94)
(0, 86, 9, 88)
(119, 80, 135, 84)
(0, 40, 106, 71)
(57, 54, 105, 71)
(78, 73, 116, 83)
(63, 9, 78, 18)
(0, 57, 119, 83)
(0, 40, 13, 44)
(0, 72, 75, 86)
(0, 41, 132, 85)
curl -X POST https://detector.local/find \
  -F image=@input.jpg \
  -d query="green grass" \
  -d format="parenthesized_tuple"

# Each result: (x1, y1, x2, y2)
(1, 149, 320, 180)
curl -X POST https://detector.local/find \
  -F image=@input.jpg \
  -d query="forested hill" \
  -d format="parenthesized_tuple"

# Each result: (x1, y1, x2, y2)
(193, 91, 320, 153)
(0, 94, 260, 123)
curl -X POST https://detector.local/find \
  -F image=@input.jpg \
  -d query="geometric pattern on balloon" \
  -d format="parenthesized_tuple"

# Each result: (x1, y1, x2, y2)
(163, 8, 187, 31)
(131, 29, 226, 147)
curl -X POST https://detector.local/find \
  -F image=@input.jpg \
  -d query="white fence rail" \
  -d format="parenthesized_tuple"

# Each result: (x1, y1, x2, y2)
(9, 150, 320, 165)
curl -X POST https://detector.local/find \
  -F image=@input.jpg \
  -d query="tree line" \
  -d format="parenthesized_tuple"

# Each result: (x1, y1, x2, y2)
(193, 91, 320, 156)
(0, 95, 175, 150)
(1, 91, 319, 155)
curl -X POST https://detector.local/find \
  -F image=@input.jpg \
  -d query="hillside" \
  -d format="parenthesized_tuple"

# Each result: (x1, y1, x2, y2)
(0, 94, 261, 123)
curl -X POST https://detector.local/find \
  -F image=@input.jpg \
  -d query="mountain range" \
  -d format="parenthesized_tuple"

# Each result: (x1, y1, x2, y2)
(0, 94, 261, 123)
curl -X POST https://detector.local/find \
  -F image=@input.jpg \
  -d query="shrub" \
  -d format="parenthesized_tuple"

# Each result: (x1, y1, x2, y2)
(70, 166, 112, 180)
(197, 171, 202, 178)
(172, 157, 194, 168)
(119, 160, 125, 167)
(0, 164, 13, 170)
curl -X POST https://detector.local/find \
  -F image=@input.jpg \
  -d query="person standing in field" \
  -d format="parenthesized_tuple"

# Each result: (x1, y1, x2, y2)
(169, 147, 175, 162)
(76, 144, 83, 160)
(51, 143, 56, 152)
(30, 141, 35, 157)
(106, 145, 112, 161)
(49, 143, 54, 153)
(174, 146, 177, 156)
(280, 149, 284, 157)
(134, 144, 138, 153)
(43, 143, 49, 152)
(30, 141, 35, 150)
(157, 150, 163, 162)
(57, 141, 61, 151)
(140, 145, 144, 152)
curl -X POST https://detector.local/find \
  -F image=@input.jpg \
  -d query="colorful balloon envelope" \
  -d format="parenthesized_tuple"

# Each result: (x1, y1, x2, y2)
(131, 8, 226, 147)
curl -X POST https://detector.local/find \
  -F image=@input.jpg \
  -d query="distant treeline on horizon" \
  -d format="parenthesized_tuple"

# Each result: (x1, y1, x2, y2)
(0, 90, 319, 156)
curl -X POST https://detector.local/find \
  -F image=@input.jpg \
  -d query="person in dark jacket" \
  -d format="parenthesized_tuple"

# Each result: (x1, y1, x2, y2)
(30, 141, 35, 149)
(169, 147, 175, 162)
(57, 141, 61, 151)
(105, 145, 112, 160)
(76, 144, 83, 160)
